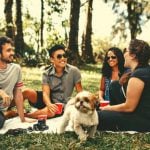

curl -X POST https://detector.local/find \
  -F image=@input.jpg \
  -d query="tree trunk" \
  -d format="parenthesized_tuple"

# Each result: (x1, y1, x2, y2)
(40, 0, 44, 48)
(4, 0, 15, 40)
(84, 0, 95, 63)
(127, 0, 142, 39)
(15, 0, 24, 57)
(68, 0, 82, 66)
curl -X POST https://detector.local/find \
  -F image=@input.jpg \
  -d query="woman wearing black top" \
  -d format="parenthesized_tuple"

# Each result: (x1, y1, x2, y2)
(98, 39, 150, 132)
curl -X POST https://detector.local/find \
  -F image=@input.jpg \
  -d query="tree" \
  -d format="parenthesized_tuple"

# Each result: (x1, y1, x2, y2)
(68, 0, 82, 66)
(82, 0, 95, 63)
(15, 0, 25, 57)
(45, 0, 67, 46)
(4, 0, 15, 39)
(127, 0, 149, 39)
(104, 0, 150, 40)
(40, 0, 44, 48)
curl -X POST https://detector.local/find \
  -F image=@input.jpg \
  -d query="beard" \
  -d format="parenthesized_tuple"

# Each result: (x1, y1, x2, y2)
(0, 55, 14, 63)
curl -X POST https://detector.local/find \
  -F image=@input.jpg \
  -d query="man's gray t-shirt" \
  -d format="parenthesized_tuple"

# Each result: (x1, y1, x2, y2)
(0, 63, 23, 111)
(42, 64, 81, 104)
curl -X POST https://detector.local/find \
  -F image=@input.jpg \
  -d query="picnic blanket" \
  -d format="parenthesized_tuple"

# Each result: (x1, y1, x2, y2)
(0, 116, 73, 135)
(0, 116, 138, 135)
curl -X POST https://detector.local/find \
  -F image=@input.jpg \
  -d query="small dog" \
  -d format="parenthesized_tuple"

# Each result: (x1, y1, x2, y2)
(58, 91, 99, 141)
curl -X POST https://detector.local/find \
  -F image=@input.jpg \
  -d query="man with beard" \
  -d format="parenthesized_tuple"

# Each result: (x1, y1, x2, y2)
(0, 36, 34, 128)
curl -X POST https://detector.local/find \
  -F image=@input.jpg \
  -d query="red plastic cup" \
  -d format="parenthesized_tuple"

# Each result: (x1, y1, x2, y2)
(100, 101, 110, 107)
(55, 103, 64, 115)
(37, 114, 47, 121)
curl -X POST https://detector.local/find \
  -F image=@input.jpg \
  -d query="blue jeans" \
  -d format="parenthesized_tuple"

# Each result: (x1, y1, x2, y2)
(0, 111, 5, 129)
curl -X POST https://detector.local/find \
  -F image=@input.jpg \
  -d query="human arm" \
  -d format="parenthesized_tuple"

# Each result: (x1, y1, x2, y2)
(75, 82, 82, 93)
(42, 84, 57, 114)
(101, 77, 144, 112)
(99, 76, 105, 101)
(13, 87, 35, 122)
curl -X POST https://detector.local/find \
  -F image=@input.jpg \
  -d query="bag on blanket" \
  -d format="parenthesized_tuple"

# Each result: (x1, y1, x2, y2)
(0, 111, 5, 129)
(5, 128, 27, 136)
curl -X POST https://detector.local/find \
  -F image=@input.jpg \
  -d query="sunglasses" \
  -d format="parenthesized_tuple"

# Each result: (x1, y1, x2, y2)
(106, 56, 117, 60)
(56, 53, 67, 59)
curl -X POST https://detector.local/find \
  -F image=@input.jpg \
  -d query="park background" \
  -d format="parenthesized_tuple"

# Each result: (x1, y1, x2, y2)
(0, 0, 150, 66)
(0, 0, 150, 149)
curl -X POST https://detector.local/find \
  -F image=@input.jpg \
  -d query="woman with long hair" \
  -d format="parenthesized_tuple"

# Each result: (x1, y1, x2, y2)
(99, 47, 125, 101)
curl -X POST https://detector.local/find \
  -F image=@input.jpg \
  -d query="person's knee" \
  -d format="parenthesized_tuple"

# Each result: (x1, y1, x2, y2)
(23, 89, 37, 101)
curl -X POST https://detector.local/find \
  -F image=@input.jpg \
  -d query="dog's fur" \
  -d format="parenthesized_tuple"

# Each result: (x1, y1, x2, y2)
(58, 91, 99, 141)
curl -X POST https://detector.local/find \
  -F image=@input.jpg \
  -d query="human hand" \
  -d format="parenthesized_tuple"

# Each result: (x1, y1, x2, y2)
(100, 105, 110, 111)
(47, 103, 58, 114)
(0, 90, 11, 107)
(99, 96, 105, 102)
(22, 117, 37, 123)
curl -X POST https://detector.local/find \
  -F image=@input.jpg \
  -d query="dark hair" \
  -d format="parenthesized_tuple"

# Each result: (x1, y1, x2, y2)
(129, 39, 150, 67)
(102, 47, 125, 78)
(48, 44, 65, 57)
(0, 36, 13, 54)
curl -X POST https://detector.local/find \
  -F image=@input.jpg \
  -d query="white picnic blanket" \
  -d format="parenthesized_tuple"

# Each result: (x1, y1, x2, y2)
(0, 116, 138, 135)
(0, 116, 73, 134)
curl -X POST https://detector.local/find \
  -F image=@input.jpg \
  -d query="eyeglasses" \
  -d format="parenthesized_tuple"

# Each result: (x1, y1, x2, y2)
(56, 53, 67, 59)
(106, 56, 117, 60)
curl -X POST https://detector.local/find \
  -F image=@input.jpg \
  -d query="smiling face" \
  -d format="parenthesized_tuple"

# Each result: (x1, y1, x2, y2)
(0, 43, 15, 63)
(106, 51, 118, 68)
(50, 49, 67, 68)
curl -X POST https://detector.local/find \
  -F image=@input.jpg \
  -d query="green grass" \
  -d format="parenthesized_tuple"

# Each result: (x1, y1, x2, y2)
(1, 132, 150, 149)
(1, 64, 150, 150)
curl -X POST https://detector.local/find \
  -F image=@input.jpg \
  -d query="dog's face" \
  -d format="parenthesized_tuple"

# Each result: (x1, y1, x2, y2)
(75, 91, 97, 114)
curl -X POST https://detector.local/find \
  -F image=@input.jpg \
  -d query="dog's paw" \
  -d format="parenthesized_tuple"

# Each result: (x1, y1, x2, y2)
(57, 128, 64, 134)
(79, 134, 88, 142)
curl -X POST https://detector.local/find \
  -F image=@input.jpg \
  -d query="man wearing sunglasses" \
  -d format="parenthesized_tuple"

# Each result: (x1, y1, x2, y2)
(23, 44, 83, 118)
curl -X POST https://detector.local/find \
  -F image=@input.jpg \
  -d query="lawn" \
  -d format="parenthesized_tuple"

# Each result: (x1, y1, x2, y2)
(1, 64, 150, 150)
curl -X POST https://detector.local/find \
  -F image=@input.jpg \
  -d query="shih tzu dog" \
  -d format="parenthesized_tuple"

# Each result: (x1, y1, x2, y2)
(58, 91, 99, 141)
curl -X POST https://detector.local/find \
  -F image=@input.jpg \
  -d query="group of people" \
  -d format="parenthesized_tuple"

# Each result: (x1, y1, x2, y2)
(0, 36, 150, 132)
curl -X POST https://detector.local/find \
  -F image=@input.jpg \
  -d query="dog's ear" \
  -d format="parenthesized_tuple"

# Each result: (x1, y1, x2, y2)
(90, 94, 99, 109)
